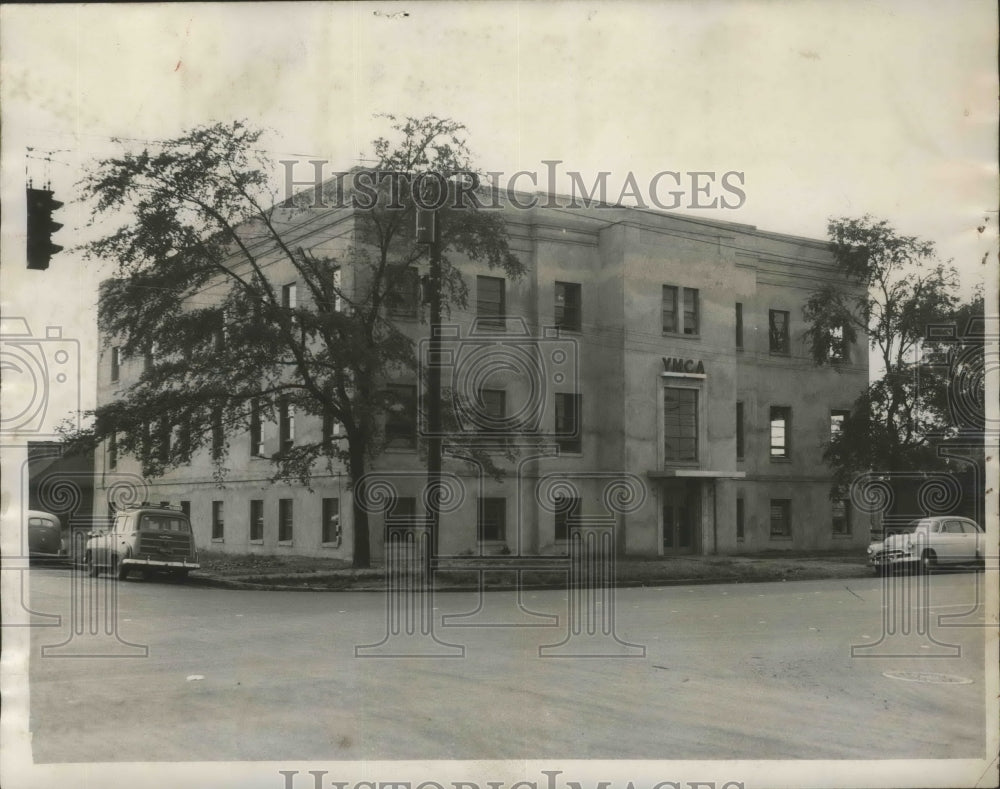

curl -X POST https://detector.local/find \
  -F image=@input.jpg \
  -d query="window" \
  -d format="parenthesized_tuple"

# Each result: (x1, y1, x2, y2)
(180, 501, 191, 517)
(770, 499, 791, 538)
(736, 497, 745, 541)
(385, 496, 417, 527)
(664, 388, 698, 462)
(555, 392, 582, 453)
(156, 418, 171, 463)
(212, 311, 226, 352)
(322, 266, 343, 313)
(250, 400, 264, 457)
(250, 499, 264, 541)
(322, 409, 340, 447)
(281, 283, 297, 309)
(385, 384, 417, 449)
(736, 401, 745, 460)
(211, 408, 224, 460)
(554, 496, 581, 541)
(322, 497, 340, 544)
(476, 276, 505, 328)
(387, 267, 420, 318)
(832, 499, 851, 535)
(663, 285, 699, 335)
(769, 309, 790, 354)
(279, 396, 295, 453)
(735, 303, 744, 349)
(554, 281, 582, 332)
(211, 501, 224, 540)
(769, 406, 790, 459)
(480, 388, 506, 433)
(278, 498, 293, 542)
(829, 325, 849, 362)
(478, 497, 507, 542)
(108, 432, 118, 470)
(176, 413, 192, 457)
(830, 410, 850, 441)
(110, 347, 121, 382)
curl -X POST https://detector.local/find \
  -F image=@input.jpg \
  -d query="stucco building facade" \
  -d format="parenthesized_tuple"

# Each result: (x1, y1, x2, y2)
(95, 198, 871, 560)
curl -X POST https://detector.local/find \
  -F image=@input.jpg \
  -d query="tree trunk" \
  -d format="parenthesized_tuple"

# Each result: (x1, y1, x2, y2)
(349, 445, 371, 569)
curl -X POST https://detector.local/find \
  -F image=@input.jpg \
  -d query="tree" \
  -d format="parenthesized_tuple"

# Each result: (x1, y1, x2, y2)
(62, 117, 525, 568)
(803, 215, 979, 490)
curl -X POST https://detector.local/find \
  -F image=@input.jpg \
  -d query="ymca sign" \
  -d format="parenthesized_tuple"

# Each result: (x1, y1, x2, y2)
(662, 356, 706, 377)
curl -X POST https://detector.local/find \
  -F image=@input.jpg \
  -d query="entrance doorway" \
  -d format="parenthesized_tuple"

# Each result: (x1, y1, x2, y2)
(662, 483, 697, 554)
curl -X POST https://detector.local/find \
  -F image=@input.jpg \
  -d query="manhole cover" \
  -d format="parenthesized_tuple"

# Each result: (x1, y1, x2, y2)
(882, 671, 973, 685)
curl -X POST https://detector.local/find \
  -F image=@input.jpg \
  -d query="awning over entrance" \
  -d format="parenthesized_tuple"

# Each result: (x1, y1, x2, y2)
(646, 470, 746, 479)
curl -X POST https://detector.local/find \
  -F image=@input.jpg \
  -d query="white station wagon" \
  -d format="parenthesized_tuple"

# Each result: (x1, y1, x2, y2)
(867, 515, 985, 574)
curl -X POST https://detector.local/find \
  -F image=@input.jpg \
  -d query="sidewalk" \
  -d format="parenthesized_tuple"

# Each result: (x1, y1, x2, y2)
(189, 550, 872, 591)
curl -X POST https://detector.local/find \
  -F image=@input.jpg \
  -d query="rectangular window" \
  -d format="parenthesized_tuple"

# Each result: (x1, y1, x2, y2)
(554, 496, 581, 541)
(736, 401, 745, 460)
(478, 497, 507, 542)
(211, 407, 224, 460)
(385, 495, 417, 526)
(156, 418, 171, 463)
(554, 281, 582, 332)
(211, 501, 224, 540)
(555, 392, 582, 453)
(180, 501, 191, 517)
(279, 396, 295, 453)
(212, 311, 226, 352)
(322, 497, 340, 544)
(176, 413, 192, 457)
(829, 325, 849, 362)
(770, 499, 791, 538)
(664, 388, 698, 462)
(476, 275, 505, 328)
(736, 497, 745, 541)
(830, 409, 850, 441)
(387, 268, 420, 318)
(683, 288, 699, 335)
(481, 388, 506, 433)
(385, 384, 417, 449)
(322, 410, 340, 447)
(769, 406, 790, 459)
(278, 498, 293, 542)
(769, 309, 790, 354)
(832, 499, 851, 535)
(324, 267, 343, 313)
(249, 400, 264, 457)
(250, 499, 264, 541)
(663, 285, 699, 335)
(110, 347, 121, 382)
(735, 303, 744, 349)
(281, 283, 297, 309)
(108, 432, 118, 470)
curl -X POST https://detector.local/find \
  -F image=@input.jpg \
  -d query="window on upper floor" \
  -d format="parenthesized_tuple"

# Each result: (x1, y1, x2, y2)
(554, 281, 582, 332)
(769, 309, 790, 354)
(279, 396, 295, 454)
(387, 267, 420, 319)
(736, 401, 745, 460)
(555, 392, 582, 454)
(249, 399, 264, 457)
(477, 275, 505, 329)
(769, 406, 790, 459)
(664, 387, 698, 462)
(663, 285, 699, 336)
(385, 384, 417, 450)
(735, 303, 744, 349)
(110, 347, 121, 382)
(830, 409, 850, 442)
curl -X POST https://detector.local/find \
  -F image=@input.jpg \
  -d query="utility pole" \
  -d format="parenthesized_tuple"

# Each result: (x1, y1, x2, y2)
(417, 206, 443, 556)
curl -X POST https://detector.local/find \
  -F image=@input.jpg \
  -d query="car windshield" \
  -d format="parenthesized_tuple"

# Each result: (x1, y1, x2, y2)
(140, 515, 191, 532)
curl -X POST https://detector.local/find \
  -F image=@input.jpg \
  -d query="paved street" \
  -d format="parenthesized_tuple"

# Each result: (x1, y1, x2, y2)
(17, 566, 992, 763)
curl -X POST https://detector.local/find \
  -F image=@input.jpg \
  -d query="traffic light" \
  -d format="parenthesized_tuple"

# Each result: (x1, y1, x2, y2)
(26, 187, 63, 270)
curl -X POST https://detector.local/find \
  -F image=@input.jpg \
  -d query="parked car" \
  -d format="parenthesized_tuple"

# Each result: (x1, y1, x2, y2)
(84, 504, 200, 580)
(867, 516, 985, 574)
(27, 510, 66, 561)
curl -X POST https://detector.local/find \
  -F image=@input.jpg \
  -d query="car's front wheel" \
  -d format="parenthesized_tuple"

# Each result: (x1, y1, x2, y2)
(115, 557, 130, 581)
(84, 552, 99, 578)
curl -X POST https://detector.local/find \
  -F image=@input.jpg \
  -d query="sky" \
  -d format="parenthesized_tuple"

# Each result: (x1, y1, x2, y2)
(1, 0, 997, 428)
